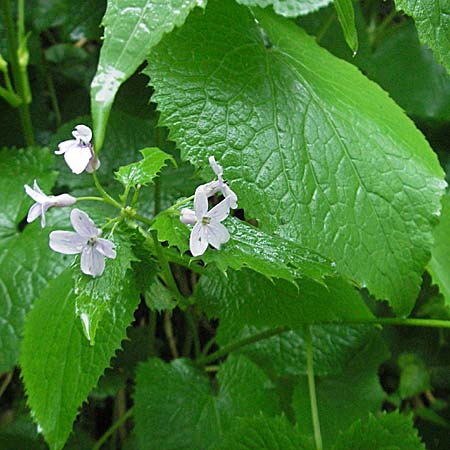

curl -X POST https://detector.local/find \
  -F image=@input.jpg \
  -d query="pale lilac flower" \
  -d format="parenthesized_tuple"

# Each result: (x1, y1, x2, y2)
(24, 179, 76, 228)
(204, 156, 238, 209)
(49, 208, 116, 277)
(181, 186, 231, 256)
(55, 125, 100, 174)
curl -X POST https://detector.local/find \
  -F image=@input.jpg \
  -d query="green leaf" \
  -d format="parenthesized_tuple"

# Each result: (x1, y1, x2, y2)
(429, 194, 450, 305)
(144, 277, 177, 311)
(134, 354, 279, 450)
(21, 269, 139, 450)
(115, 147, 175, 190)
(91, 0, 204, 150)
(214, 324, 382, 379)
(394, 0, 450, 72)
(196, 269, 373, 336)
(236, 0, 332, 16)
(0, 147, 61, 372)
(398, 353, 431, 399)
(217, 415, 313, 450)
(332, 412, 426, 450)
(146, 0, 445, 315)
(154, 213, 335, 285)
(73, 231, 137, 344)
(292, 330, 388, 447)
(334, 0, 358, 54)
(366, 23, 450, 121)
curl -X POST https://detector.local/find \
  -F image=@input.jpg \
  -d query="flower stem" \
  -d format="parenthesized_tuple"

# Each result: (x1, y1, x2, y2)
(304, 325, 323, 450)
(92, 171, 122, 209)
(91, 407, 133, 450)
(76, 196, 105, 202)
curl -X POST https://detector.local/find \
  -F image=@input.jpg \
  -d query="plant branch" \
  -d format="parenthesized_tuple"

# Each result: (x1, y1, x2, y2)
(304, 325, 323, 450)
(92, 171, 122, 209)
(91, 407, 133, 450)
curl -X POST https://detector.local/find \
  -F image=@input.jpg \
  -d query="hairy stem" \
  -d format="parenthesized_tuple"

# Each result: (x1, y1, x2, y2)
(304, 325, 323, 450)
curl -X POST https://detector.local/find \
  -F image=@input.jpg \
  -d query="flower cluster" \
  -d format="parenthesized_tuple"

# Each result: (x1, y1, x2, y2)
(180, 156, 237, 256)
(24, 125, 115, 277)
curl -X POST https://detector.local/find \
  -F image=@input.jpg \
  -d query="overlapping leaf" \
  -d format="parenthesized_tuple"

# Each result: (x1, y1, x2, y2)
(134, 355, 279, 450)
(21, 269, 139, 450)
(146, 0, 445, 315)
(91, 0, 204, 149)
(236, 0, 332, 16)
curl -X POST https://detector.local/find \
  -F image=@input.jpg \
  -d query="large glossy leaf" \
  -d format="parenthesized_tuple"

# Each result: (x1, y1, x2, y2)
(196, 269, 373, 334)
(146, 0, 445, 315)
(21, 269, 139, 450)
(236, 0, 332, 16)
(292, 330, 388, 448)
(394, 0, 450, 72)
(0, 147, 60, 372)
(332, 412, 426, 450)
(134, 354, 279, 450)
(429, 194, 450, 305)
(91, 0, 203, 150)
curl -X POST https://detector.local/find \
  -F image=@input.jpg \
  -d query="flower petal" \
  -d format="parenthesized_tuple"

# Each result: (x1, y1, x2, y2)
(40, 204, 52, 228)
(72, 125, 92, 144)
(53, 193, 76, 207)
(85, 156, 101, 173)
(32, 179, 46, 197)
(189, 222, 208, 256)
(209, 156, 223, 177)
(207, 196, 231, 222)
(55, 139, 76, 155)
(70, 208, 100, 238)
(180, 208, 197, 225)
(95, 238, 117, 259)
(49, 231, 86, 254)
(24, 183, 47, 203)
(27, 203, 42, 224)
(206, 222, 230, 249)
(81, 246, 105, 277)
(221, 184, 238, 209)
(63, 144, 92, 174)
(194, 185, 208, 219)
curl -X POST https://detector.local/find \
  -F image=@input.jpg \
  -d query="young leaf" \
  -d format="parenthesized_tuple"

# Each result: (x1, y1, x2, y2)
(115, 147, 175, 190)
(20, 269, 139, 450)
(145, 0, 445, 315)
(154, 214, 335, 285)
(332, 412, 426, 450)
(217, 415, 313, 450)
(134, 355, 279, 450)
(73, 232, 137, 344)
(196, 269, 374, 335)
(429, 194, 450, 305)
(334, 0, 358, 54)
(292, 330, 388, 447)
(394, 0, 450, 72)
(236, 0, 332, 16)
(91, 0, 204, 150)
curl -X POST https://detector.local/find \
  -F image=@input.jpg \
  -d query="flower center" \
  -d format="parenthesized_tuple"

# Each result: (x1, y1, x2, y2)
(87, 237, 98, 246)
(201, 216, 211, 225)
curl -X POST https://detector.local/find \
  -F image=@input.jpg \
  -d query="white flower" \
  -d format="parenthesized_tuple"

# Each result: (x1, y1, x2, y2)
(204, 156, 238, 209)
(55, 125, 100, 174)
(49, 208, 116, 277)
(181, 186, 231, 256)
(24, 179, 76, 228)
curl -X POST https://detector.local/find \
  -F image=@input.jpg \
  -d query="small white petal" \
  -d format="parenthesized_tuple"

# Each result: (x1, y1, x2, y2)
(194, 185, 209, 219)
(70, 208, 100, 238)
(72, 125, 92, 144)
(190, 222, 208, 256)
(55, 139, 76, 155)
(180, 208, 197, 225)
(81, 246, 105, 277)
(64, 145, 92, 174)
(52, 193, 76, 207)
(40, 204, 52, 228)
(209, 156, 223, 177)
(202, 180, 220, 197)
(206, 222, 230, 249)
(32, 179, 46, 197)
(207, 197, 231, 222)
(95, 238, 117, 259)
(24, 183, 47, 203)
(27, 203, 42, 223)
(221, 184, 238, 209)
(49, 231, 86, 254)
(85, 156, 100, 173)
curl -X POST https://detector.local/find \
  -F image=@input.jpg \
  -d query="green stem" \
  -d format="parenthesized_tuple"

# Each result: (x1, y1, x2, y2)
(370, 8, 398, 47)
(0, 83, 21, 106)
(76, 196, 105, 202)
(132, 212, 154, 228)
(186, 307, 201, 358)
(45, 67, 61, 127)
(1, 0, 34, 145)
(92, 171, 122, 209)
(316, 11, 336, 43)
(304, 325, 323, 450)
(360, 317, 450, 329)
(0, 371, 12, 399)
(91, 407, 133, 450)
(170, 195, 195, 211)
(164, 311, 179, 359)
(197, 326, 289, 366)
